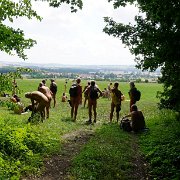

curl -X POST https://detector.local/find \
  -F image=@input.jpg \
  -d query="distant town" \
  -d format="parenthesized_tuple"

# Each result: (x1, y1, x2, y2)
(0, 61, 161, 83)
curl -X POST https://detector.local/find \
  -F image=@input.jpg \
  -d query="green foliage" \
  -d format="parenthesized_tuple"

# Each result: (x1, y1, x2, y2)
(0, 123, 48, 179)
(0, 0, 41, 59)
(139, 109, 180, 179)
(136, 78, 141, 83)
(104, 0, 180, 112)
(46, 0, 83, 12)
(0, 73, 13, 93)
(0, 99, 17, 111)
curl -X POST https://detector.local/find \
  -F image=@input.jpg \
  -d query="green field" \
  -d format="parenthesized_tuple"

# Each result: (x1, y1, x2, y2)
(0, 79, 179, 179)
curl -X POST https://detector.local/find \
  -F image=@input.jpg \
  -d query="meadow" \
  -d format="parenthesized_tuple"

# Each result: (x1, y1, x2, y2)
(0, 79, 179, 179)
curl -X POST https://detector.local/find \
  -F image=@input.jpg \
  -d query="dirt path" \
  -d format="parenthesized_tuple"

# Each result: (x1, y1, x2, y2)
(23, 129, 149, 180)
(22, 129, 95, 180)
(130, 134, 150, 180)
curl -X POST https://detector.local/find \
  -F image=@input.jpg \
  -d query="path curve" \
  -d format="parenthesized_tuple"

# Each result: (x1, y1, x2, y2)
(22, 129, 94, 180)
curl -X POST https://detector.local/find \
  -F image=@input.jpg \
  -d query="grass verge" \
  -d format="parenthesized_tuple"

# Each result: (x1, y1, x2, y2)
(70, 123, 143, 180)
(139, 109, 180, 179)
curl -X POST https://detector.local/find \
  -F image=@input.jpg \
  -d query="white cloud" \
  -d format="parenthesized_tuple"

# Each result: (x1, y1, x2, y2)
(0, 0, 139, 65)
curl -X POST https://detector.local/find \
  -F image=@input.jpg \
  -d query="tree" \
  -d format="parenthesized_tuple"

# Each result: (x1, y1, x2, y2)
(103, 0, 180, 113)
(0, 0, 83, 60)
(0, 67, 32, 96)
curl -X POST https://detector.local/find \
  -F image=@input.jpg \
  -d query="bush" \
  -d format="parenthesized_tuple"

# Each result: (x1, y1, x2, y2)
(0, 124, 48, 178)
(139, 110, 180, 179)
(0, 100, 17, 111)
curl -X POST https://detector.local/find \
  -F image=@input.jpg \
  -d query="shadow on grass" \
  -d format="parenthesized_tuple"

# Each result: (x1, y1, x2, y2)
(61, 117, 74, 122)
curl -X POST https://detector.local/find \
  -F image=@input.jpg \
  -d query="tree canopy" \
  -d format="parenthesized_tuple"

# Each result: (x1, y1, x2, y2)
(104, 0, 180, 112)
(0, 0, 83, 60)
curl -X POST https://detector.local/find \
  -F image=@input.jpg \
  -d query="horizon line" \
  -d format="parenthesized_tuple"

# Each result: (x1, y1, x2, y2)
(0, 61, 136, 66)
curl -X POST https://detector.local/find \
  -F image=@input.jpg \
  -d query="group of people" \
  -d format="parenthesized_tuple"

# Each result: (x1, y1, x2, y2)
(24, 79, 57, 121)
(9, 77, 145, 132)
(68, 78, 146, 132)
(10, 79, 57, 119)
(101, 82, 113, 99)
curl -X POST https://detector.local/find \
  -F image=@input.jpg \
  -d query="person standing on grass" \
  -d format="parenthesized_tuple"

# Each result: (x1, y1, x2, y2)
(84, 80, 102, 124)
(107, 82, 113, 100)
(128, 81, 137, 112)
(82, 81, 90, 108)
(37, 80, 46, 91)
(42, 79, 46, 86)
(69, 78, 82, 121)
(110, 82, 123, 123)
(64, 80, 68, 93)
(50, 79, 57, 108)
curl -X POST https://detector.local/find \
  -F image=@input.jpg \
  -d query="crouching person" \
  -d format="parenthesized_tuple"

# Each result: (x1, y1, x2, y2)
(25, 91, 49, 121)
(10, 94, 24, 114)
(123, 104, 146, 132)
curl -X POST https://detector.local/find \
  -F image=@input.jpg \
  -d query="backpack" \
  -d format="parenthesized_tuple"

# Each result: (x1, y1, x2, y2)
(133, 89, 141, 101)
(50, 82, 57, 93)
(89, 87, 98, 100)
(120, 118, 132, 132)
(69, 84, 78, 97)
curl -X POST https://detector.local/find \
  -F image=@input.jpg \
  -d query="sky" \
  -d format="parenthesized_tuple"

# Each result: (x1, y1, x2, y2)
(0, 0, 139, 65)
